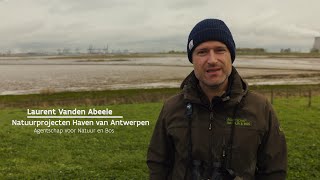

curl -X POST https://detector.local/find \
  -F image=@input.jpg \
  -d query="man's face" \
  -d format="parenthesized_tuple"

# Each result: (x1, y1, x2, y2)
(192, 41, 232, 89)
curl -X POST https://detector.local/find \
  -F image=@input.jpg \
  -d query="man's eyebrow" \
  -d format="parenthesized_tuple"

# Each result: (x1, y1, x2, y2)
(196, 47, 209, 50)
(215, 45, 227, 49)
(196, 46, 227, 50)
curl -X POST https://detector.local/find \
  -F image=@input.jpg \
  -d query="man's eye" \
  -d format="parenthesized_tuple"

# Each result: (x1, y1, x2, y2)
(197, 50, 207, 56)
(215, 48, 226, 54)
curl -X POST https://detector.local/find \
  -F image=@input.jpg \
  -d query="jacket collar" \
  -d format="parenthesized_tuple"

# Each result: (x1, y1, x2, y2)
(181, 66, 248, 108)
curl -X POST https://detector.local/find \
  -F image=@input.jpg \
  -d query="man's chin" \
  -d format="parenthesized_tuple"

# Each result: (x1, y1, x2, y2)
(203, 77, 228, 89)
(202, 81, 225, 89)
(208, 83, 224, 89)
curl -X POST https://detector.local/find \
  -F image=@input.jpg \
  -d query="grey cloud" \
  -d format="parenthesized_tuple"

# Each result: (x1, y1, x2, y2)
(37, 0, 140, 15)
(1, 0, 320, 53)
(166, 0, 209, 10)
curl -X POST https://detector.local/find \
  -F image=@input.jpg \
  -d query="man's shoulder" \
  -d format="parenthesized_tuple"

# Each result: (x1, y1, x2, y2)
(242, 90, 269, 109)
(160, 91, 186, 116)
(159, 91, 188, 128)
(164, 91, 185, 106)
(245, 90, 268, 102)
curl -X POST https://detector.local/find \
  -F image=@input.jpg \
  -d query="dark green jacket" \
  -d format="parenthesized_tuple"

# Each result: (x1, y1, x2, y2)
(147, 67, 287, 180)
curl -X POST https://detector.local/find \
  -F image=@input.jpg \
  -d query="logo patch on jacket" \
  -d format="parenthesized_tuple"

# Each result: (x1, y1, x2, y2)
(226, 117, 251, 126)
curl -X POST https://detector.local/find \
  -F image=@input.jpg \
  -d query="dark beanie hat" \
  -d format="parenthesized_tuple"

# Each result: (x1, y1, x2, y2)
(187, 19, 236, 63)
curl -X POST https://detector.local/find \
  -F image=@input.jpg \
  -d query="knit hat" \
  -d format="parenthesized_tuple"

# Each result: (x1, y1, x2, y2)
(187, 19, 236, 63)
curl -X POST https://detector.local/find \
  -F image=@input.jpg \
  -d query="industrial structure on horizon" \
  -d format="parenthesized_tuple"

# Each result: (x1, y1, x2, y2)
(312, 37, 320, 51)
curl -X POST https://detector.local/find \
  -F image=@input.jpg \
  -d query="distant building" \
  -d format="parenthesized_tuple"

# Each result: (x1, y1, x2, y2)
(312, 37, 320, 51)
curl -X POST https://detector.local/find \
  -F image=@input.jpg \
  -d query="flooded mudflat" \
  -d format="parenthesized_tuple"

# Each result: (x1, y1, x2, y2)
(1, 55, 320, 95)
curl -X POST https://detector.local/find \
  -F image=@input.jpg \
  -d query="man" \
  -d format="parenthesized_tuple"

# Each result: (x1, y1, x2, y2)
(147, 19, 287, 180)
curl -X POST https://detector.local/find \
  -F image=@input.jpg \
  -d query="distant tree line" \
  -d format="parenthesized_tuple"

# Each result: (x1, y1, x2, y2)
(167, 47, 320, 54)
(310, 48, 319, 53)
(280, 48, 291, 53)
(236, 48, 266, 54)
(167, 48, 267, 54)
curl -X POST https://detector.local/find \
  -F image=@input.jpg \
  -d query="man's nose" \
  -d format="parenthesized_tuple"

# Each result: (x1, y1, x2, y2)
(207, 49, 218, 64)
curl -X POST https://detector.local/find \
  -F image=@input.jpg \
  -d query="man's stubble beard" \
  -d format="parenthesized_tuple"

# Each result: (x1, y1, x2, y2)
(205, 74, 229, 90)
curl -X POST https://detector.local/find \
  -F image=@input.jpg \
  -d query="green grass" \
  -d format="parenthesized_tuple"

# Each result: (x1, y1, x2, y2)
(0, 95, 319, 179)
(0, 103, 162, 179)
(273, 96, 320, 179)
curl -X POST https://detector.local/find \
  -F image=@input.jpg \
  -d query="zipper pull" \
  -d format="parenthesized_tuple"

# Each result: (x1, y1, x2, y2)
(210, 112, 214, 120)
(209, 111, 214, 130)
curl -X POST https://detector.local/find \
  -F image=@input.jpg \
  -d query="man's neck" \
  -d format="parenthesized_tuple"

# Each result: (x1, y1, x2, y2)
(199, 80, 229, 102)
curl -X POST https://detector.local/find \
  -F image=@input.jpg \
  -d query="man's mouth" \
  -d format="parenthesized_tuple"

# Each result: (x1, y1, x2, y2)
(206, 67, 221, 73)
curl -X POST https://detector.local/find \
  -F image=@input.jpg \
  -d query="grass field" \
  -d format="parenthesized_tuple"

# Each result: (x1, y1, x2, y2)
(0, 103, 161, 179)
(0, 91, 319, 179)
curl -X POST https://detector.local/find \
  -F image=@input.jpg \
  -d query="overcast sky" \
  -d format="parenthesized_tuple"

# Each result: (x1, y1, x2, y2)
(1, 0, 320, 53)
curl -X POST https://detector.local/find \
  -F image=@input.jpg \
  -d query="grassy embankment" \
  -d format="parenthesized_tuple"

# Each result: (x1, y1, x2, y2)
(1, 84, 319, 109)
(0, 86, 319, 179)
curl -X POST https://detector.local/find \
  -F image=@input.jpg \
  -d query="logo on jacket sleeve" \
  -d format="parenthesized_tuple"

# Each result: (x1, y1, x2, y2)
(226, 117, 251, 126)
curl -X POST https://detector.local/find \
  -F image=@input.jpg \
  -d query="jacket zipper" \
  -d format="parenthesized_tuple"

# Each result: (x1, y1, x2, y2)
(209, 111, 214, 130)
(209, 104, 214, 167)
(209, 104, 214, 130)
